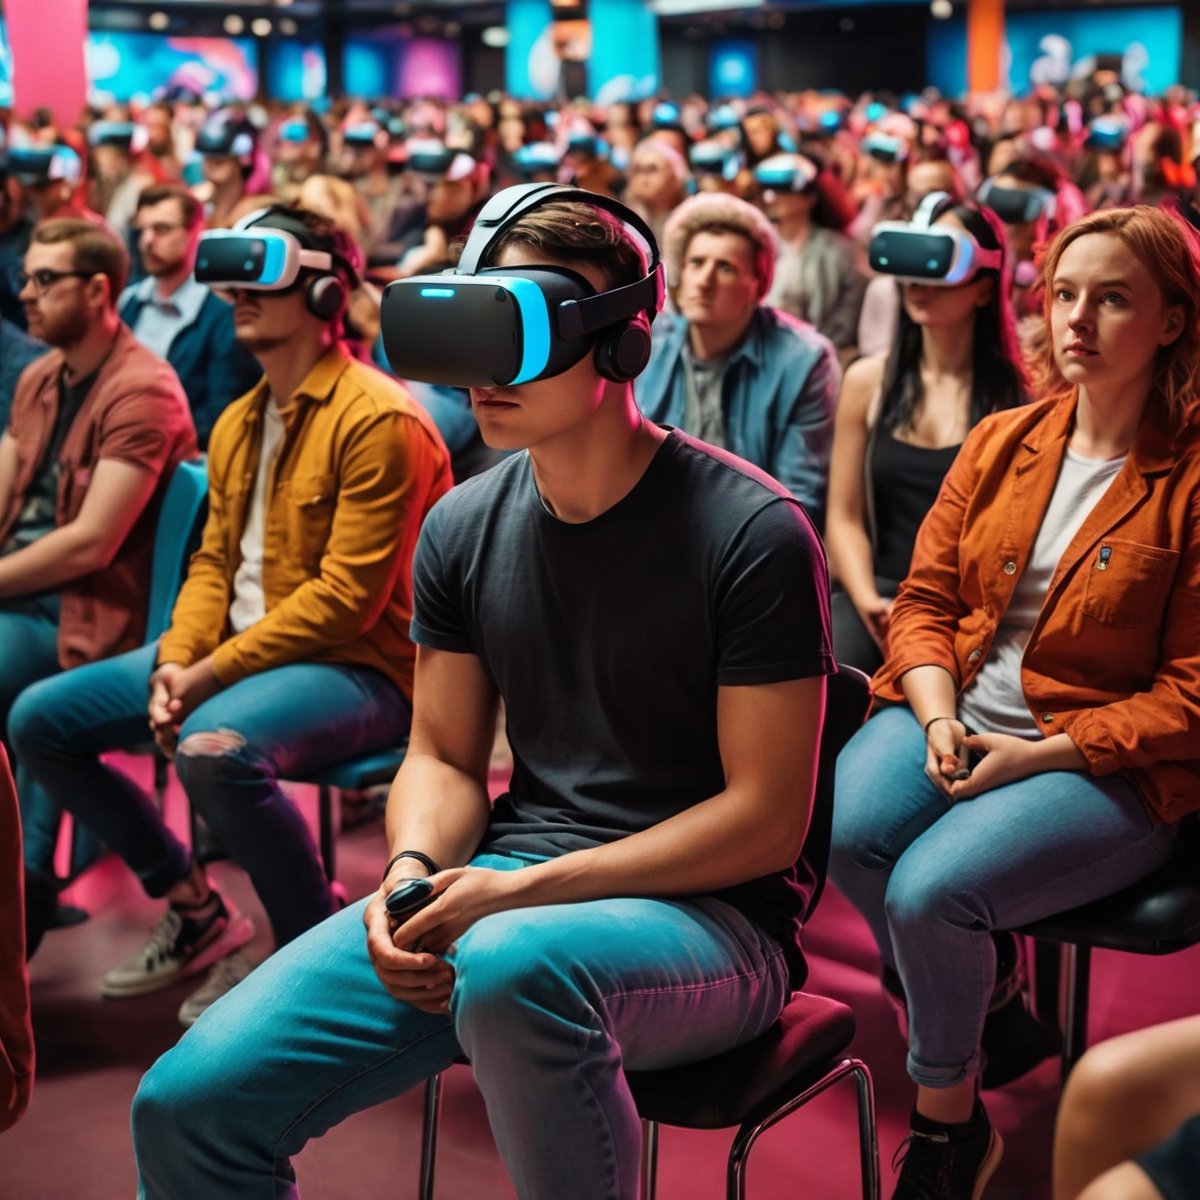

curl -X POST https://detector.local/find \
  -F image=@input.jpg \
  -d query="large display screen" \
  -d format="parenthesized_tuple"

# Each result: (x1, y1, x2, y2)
(0, 20, 12, 107)
(87, 32, 258, 102)
(927, 6, 1183, 97)
(266, 41, 327, 103)
(343, 33, 461, 100)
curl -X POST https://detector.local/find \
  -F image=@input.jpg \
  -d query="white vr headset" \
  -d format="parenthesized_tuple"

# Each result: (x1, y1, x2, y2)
(869, 191, 1003, 286)
(195, 210, 335, 292)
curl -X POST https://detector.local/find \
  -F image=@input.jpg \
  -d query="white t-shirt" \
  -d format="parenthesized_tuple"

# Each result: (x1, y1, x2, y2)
(228, 398, 286, 634)
(957, 447, 1126, 738)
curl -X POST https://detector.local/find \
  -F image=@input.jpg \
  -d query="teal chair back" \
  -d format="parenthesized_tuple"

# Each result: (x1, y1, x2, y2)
(145, 458, 208, 643)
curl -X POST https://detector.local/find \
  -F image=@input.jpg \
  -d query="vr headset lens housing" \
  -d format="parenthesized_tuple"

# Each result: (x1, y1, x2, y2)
(382, 267, 600, 388)
(977, 179, 1054, 225)
(194, 227, 334, 291)
(868, 191, 1002, 286)
(380, 183, 664, 388)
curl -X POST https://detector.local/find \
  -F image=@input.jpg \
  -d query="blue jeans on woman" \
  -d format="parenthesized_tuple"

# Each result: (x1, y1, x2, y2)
(8, 642, 411, 945)
(829, 705, 1179, 1089)
(132, 853, 791, 1200)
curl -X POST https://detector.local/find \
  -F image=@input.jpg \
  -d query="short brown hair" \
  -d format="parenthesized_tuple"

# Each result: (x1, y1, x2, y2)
(31, 218, 129, 305)
(1033, 205, 1200, 439)
(479, 200, 648, 294)
(135, 182, 204, 231)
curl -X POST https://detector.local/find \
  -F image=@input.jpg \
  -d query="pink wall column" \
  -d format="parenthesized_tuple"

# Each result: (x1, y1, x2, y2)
(8, 0, 89, 126)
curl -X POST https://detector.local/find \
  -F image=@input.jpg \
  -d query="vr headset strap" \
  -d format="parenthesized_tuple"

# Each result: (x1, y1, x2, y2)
(557, 272, 665, 339)
(911, 190, 949, 230)
(456, 182, 662, 298)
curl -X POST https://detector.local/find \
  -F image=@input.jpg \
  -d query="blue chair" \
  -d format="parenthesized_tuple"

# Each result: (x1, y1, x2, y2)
(145, 457, 209, 642)
(291, 744, 409, 885)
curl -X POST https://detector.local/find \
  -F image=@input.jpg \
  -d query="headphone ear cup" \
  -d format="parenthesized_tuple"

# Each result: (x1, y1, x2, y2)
(594, 317, 652, 384)
(307, 274, 347, 321)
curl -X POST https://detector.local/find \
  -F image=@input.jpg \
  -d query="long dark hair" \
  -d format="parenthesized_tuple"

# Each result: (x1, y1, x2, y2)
(878, 198, 1027, 434)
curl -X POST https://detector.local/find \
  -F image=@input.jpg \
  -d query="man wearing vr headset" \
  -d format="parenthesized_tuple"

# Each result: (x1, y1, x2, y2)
(119, 184, 262, 448)
(12, 205, 452, 1023)
(636, 192, 840, 531)
(755, 150, 866, 355)
(8, 143, 108, 229)
(130, 184, 832, 1200)
(195, 109, 262, 230)
(393, 138, 491, 279)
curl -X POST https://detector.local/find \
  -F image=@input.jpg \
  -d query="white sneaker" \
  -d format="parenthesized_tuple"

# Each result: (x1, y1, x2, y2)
(177, 947, 258, 1028)
(101, 896, 255, 998)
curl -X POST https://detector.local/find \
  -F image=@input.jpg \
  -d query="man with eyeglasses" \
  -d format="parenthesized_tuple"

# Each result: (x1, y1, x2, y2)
(5, 217, 196, 896)
(120, 184, 260, 448)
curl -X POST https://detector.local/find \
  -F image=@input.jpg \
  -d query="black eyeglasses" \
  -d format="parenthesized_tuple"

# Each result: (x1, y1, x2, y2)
(16, 268, 96, 296)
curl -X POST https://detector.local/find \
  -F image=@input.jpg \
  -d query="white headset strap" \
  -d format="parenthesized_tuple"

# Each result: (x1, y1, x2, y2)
(911, 190, 950, 229)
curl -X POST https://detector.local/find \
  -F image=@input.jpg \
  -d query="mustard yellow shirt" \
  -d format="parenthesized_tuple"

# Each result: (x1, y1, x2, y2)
(157, 344, 452, 700)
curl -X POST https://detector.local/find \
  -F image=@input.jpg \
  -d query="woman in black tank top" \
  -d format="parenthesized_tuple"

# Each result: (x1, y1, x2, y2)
(825, 197, 1029, 673)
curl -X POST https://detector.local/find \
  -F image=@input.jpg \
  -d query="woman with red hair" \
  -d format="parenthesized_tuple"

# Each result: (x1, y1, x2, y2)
(831, 205, 1200, 1200)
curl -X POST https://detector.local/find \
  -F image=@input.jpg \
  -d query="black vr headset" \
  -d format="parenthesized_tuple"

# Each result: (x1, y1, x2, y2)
(977, 177, 1055, 225)
(194, 207, 363, 321)
(869, 191, 1002, 285)
(380, 183, 665, 388)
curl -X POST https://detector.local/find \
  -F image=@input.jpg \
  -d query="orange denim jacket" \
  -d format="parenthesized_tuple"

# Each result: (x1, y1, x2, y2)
(156, 345, 452, 701)
(874, 391, 1200, 825)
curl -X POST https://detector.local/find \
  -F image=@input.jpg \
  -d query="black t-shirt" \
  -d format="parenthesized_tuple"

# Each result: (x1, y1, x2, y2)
(3, 364, 98, 558)
(411, 427, 834, 984)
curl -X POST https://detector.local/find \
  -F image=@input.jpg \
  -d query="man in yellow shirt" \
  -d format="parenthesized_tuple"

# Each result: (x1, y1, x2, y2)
(12, 207, 452, 1025)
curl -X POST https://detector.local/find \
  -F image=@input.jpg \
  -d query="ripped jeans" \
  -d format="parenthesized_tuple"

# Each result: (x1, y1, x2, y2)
(8, 642, 411, 946)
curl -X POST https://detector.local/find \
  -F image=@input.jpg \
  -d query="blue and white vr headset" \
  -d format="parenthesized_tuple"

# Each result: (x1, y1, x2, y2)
(690, 139, 743, 181)
(977, 177, 1055, 225)
(194, 208, 359, 293)
(863, 131, 908, 165)
(754, 152, 818, 193)
(869, 191, 1002, 285)
(380, 182, 665, 388)
(8, 143, 82, 187)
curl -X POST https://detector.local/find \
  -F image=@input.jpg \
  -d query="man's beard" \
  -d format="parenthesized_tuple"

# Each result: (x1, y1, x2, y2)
(36, 307, 90, 349)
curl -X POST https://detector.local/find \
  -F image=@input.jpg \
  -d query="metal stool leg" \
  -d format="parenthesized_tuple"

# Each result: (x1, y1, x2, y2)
(317, 783, 337, 883)
(1061, 942, 1091, 1077)
(418, 1072, 443, 1200)
(852, 1062, 881, 1200)
(639, 1118, 659, 1200)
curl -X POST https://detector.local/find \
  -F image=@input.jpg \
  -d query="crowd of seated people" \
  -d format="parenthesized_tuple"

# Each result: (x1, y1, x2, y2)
(1, 66, 1200, 1200)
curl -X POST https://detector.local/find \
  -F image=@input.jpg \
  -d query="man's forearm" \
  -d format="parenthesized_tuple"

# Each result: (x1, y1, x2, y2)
(381, 752, 493, 886)
(0, 523, 108, 598)
(484, 778, 812, 914)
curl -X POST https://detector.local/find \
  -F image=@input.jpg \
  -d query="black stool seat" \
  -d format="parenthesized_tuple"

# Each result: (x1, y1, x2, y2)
(627, 993, 857, 1130)
(1020, 853, 1200, 954)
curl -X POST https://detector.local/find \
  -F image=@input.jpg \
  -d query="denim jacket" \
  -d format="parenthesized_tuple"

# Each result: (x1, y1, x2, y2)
(634, 307, 840, 531)
(120, 282, 261, 449)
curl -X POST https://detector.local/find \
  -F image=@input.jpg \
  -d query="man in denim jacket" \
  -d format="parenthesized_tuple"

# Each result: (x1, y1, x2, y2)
(635, 192, 840, 531)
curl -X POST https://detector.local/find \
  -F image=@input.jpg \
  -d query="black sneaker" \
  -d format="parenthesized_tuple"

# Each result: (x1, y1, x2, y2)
(892, 1102, 1003, 1200)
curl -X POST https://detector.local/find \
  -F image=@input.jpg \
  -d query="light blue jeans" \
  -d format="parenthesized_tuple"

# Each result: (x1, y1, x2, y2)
(0, 600, 66, 872)
(132, 853, 791, 1200)
(9, 641, 411, 945)
(829, 705, 1179, 1088)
